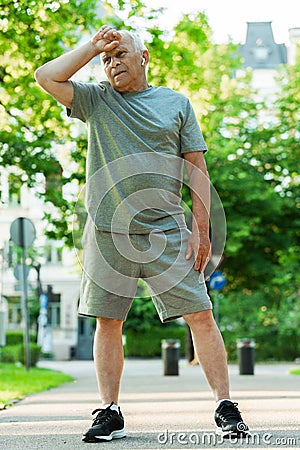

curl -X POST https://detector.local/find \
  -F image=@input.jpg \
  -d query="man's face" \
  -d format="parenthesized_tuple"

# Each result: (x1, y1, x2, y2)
(101, 35, 146, 93)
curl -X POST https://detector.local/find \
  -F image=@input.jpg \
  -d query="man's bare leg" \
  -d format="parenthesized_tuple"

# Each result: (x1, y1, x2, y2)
(93, 317, 124, 405)
(183, 310, 230, 401)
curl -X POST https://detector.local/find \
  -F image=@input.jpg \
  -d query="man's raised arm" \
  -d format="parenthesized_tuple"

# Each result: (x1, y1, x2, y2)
(34, 25, 121, 108)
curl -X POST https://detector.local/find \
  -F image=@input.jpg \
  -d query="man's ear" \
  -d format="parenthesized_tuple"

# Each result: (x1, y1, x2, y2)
(141, 50, 149, 66)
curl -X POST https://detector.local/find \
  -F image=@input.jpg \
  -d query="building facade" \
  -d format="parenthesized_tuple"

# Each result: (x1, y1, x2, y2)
(0, 170, 81, 360)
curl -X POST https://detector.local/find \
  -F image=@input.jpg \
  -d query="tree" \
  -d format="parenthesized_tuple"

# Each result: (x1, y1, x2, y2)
(0, 0, 98, 244)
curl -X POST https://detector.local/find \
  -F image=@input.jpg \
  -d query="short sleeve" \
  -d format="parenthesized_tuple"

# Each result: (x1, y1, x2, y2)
(180, 100, 208, 153)
(67, 81, 105, 122)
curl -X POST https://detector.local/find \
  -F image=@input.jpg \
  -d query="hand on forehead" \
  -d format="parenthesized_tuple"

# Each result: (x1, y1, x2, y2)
(99, 25, 122, 42)
(92, 25, 125, 57)
(102, 30, 133, 55)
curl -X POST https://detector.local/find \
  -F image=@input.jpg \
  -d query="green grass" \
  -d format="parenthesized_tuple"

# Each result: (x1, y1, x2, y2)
(0, 363, 74, 409)
(289, 368, 300, 375)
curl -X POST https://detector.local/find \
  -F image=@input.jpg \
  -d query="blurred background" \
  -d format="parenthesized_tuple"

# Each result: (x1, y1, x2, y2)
(0, 0, 299, 364)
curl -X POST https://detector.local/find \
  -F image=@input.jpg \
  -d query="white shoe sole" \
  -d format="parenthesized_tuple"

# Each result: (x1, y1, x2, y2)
(94, 428, 126, 441)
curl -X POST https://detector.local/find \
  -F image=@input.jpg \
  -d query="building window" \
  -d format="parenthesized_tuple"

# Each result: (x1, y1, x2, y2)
(48, 302, 61, 328)
(45, 245, 63, 265)
(46, 285, 61, 328)
(7, 302, 22, 327)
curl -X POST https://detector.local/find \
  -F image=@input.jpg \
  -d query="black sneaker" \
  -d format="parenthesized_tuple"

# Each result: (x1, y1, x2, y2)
(215, 400, 249, 438)
(82, 402, 126, 442)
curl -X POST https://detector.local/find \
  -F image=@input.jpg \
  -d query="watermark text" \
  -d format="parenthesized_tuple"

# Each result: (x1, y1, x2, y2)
(157, 430, 298, 446)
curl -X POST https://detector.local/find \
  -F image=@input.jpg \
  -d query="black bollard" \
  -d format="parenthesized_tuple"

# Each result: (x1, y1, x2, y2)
(237, 339, 255, 375)
(161, 339, 180, 376)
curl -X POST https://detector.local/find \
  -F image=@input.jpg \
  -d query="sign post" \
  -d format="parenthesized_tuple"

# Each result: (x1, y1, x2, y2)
(10, 217, 36, 371)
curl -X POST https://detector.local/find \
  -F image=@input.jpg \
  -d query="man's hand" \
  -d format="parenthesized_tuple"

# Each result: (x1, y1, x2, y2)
(34, 25, 122, 108)
(91, 25, 122, 54)
(186, 231, 211, 273)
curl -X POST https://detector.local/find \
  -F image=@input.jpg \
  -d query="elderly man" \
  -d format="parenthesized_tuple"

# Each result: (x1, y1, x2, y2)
(35, 25, 249, 443)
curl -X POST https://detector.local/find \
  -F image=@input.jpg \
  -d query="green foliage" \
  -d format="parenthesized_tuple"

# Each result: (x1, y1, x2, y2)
(0, 345, 18, 363)
(123, 280, 161, 332)
(123, 296, 160, 332)
(5, 330, 36, 345)
(18, 343, 42, 367)
(215, 288, 300, 361)
(0, 0, 98, 245)
(0, 343, 41, 367)
(125, 326, 186, 357)
(3, 331, 41, 367)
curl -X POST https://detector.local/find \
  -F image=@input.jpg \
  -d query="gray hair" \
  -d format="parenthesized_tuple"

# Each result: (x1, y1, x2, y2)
(119, 30, 147, 53)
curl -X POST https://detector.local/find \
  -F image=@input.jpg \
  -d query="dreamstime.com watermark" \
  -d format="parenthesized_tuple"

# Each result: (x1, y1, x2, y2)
(157, 430, 299, 447)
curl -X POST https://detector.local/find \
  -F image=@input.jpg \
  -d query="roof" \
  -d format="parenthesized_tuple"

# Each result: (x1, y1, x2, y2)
(240, 22, 287, 69)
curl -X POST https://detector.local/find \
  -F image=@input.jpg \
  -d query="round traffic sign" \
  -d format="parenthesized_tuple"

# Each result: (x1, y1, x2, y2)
(10, 217, 36, 248)
(209, 271, 226, 290)
(13, 264, 30, 281)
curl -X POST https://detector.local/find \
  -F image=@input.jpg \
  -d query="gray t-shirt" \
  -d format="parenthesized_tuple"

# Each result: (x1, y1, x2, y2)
(68, 81, 207, 234)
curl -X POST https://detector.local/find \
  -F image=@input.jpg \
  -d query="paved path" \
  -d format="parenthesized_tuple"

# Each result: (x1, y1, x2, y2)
(0, 359, 299, 449)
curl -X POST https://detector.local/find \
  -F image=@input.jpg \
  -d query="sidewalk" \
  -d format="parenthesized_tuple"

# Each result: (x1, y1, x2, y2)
(0, 359, 299, 449)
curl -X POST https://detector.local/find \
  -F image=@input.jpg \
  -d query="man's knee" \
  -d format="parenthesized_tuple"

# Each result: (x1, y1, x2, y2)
(183, 309, 215, 328)
(96, 316, 124, 332)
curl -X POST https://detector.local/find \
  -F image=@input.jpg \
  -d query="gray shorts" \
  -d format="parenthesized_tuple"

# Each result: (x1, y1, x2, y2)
(78, 219, 212, 322)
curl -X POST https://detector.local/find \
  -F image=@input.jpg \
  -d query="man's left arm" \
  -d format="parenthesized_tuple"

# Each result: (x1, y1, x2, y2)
(183, 151, 211, 272)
